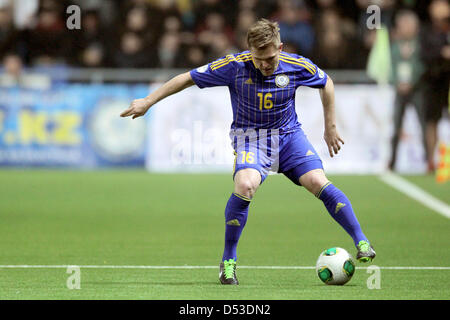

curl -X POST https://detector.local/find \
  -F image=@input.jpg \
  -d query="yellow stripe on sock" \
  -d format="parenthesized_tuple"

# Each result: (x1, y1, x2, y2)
(315, 182, 332, 199)
(233, 192, 251, 202)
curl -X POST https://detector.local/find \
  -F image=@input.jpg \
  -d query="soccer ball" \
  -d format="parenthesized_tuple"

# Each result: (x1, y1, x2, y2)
(316, 247, 356, 285)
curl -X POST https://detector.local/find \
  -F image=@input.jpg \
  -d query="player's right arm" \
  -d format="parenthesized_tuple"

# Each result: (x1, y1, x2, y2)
(120, 71, 195, 119)
(121, 54, 236, 119)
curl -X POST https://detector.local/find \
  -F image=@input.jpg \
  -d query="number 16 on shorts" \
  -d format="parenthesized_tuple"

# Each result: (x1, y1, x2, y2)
(240, 151, 255, 164)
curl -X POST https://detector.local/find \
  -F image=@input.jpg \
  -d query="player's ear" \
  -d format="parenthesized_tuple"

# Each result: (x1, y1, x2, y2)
(278, 42, 283, 52)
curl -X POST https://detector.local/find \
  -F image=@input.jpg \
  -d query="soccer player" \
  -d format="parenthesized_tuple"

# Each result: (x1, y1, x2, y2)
(120, 19, 376, 285)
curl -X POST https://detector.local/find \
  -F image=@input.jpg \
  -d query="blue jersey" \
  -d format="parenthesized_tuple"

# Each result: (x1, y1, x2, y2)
(190, 51, 328, 133)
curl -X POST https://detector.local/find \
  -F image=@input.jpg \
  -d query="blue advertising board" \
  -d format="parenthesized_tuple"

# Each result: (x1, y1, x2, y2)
(0, 84, 150, 167)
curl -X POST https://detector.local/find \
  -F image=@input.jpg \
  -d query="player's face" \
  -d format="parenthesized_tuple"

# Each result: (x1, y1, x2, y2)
(251, 43, 283, 76)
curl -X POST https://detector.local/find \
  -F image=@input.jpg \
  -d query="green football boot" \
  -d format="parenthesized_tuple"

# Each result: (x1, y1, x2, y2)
(219, 259, 239, 285)
(356, 240, 376, 263)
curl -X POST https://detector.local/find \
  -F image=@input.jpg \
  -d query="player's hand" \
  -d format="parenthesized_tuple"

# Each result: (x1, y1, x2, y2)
(120, 98, 151, 119)
(324, 128, 344, 158)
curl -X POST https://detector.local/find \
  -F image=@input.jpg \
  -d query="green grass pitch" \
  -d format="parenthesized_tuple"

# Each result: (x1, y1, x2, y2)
(0, 170, 449, 299)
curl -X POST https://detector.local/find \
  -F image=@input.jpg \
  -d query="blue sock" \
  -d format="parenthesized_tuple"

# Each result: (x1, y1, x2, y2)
(222, 193, 251, 262)
(317, 182, 367, 246)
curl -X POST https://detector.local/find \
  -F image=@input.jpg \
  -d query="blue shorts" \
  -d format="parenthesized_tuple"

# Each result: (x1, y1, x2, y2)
(232, 129, 323, 186)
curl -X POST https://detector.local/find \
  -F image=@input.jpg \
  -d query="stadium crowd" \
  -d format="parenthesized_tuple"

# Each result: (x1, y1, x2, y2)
(0, 0, 443, 70)
(0, 0, 448, 172)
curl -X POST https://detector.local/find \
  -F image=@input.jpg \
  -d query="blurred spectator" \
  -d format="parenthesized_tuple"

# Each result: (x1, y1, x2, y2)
(420, 0, 450, 172)
(161, 0, 195, 29)
(313, 8, 361, 68)
(119, 0, 152, 15)
(71, 0, 116, 27)
(0, 0, 38, 30)
(25, 0, 71, 65)
(193, 0, 237, 30)
(148, 0, 183, 38)
(237, 0, 258, 11)
(273, 0, 315, 56)
(0, 52, 50, 89)
(157, 32, 183, 68)
(179, 44, 207, 68)
(396, 0, 430, 22)
(208, 32, 238, 60)
(81, 10, 102, 44)
(196, 12, 234, 47)
(238, 0, 277, 20)
(72, 10, 109, 67)
(0, 53, 22, 85)
(125, 6, 155, 45)
(163, 14, 196, 48)
(234, 9, 257, 51)
(164, 15, 182, 33)
(117, 0, 181, 47)
(310, 0, 359, 22)
(315, 29, 348, 68)
(2, 0, 443, 70)
(315, 0, 335, 9)
(388, 10, 427, 171)
(113, 32, 155, 68)
(80, 43, 105, 68)
(0, 4, 19, 60)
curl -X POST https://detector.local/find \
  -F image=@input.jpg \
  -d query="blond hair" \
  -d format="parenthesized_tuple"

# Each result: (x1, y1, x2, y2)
(246, 19, 281, 50)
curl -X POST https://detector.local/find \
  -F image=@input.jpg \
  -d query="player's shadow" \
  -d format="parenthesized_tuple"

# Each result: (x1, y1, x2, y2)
(84, 281, 218, 286)
(312, 284, 358, 287)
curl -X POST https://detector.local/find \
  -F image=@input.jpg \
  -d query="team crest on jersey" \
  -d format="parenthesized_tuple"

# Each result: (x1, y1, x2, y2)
(196, 64, 208, 73)
(275, 74, 289, 88)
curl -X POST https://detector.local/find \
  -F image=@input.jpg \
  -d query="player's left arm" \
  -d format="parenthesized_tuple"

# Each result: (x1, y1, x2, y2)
(319, 75, 345, 158)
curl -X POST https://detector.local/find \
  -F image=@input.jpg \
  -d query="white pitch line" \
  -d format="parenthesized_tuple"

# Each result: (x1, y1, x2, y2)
(0, 265, 449, 270)
(379, 172, 450, 219)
